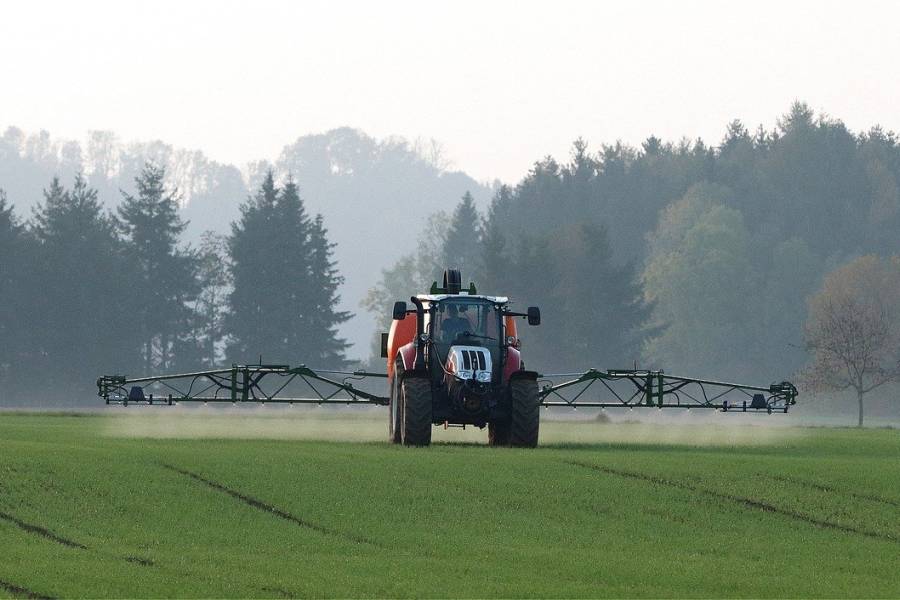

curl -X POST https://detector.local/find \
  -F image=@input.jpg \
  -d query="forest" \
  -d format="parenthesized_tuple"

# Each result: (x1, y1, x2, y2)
(1, 103, 899, 418)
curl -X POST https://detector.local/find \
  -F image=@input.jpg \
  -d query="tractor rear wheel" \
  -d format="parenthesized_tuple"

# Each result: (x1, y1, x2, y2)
(508, 378, 540, 447)
(401, 376, 432, 446)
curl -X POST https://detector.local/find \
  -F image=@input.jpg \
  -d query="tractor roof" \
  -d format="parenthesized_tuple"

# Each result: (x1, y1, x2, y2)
(416, 294, 509, 304)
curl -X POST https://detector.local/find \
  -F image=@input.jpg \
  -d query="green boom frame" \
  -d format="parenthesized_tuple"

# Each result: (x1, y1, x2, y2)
(97, 364, 796, 413)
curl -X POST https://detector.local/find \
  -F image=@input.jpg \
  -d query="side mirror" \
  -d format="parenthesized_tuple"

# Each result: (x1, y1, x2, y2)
(527, 306, 541, 326)
(392, 301, 407, 320)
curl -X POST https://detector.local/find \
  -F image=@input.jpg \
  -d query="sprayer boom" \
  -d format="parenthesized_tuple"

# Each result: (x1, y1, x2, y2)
(97, 364, 388, 406)
(538, 369, 797, 413)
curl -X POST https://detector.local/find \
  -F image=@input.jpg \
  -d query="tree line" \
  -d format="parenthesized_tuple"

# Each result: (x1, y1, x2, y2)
(0, 166, 348, 404)
(365, 103, 900, 424)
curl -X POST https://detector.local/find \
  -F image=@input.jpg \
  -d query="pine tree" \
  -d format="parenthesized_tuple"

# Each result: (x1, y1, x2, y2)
(118, 163, 199, 372)
(226, 171, 282, 361)
(307, 214, 351, 365)
(226, 172, 349, 366)
(31, 175, 136, 395)
(0, 190, 30, 393)
(480, 185, 513, 294)
(441, 191, 482, 285)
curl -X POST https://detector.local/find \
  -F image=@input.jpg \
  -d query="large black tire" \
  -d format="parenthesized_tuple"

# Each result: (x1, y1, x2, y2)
(508, 378, 540, 448)
(401, 376, 432, 446)
(388, 366, 402, 444)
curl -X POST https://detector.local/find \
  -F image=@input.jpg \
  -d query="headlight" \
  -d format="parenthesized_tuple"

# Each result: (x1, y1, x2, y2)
(506, 336, 517, 346)
(419, 333, 429, 342)
(476, 371, 492, 383)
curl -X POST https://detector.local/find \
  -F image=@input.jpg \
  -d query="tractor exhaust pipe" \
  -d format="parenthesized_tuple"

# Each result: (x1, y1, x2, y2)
(410, 296, 426, 371)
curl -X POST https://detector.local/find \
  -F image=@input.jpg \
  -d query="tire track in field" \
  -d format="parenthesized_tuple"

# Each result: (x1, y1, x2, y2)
(564, 461, 898, 544)
(0, 579, 55, 600)
(261, 586, 296, 598)
(766, 474, 900, 508)
(0, 511, 87, 549)
(160, 464, 379, 547)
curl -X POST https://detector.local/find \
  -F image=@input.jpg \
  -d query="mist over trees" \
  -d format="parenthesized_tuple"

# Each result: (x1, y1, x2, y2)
(0, 168, 348, 404)
(1, 103, 899, 421)
(0, 126, 489, 353)
(366, 103, 900, 399)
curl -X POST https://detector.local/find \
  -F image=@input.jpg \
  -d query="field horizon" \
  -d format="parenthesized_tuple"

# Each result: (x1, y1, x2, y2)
(1, 414, 898, 598)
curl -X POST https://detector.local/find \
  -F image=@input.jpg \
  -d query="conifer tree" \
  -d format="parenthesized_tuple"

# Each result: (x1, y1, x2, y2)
(480, 185, 513, 294)
(441, 191, 482, 284)
(226, 171, 282, 360)
(118, 163, 199, 372)
(226, 172, 350, 366)
(31, 175, 136, 394)
(307, 214, 351, 365)
(0, 190, 30, 393)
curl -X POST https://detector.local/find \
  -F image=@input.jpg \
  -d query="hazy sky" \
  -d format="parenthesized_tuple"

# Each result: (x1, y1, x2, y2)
(2, 0, 899, 183)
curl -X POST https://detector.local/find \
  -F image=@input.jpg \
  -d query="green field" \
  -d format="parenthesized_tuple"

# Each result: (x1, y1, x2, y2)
(0, 413, 898, 598)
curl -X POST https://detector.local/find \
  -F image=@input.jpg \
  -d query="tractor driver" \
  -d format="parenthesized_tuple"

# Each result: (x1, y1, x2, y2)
(440, 304, 470, 342)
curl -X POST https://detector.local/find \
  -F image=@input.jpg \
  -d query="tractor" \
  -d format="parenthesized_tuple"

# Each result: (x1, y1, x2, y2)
(96, 269, 798, 447)
(384, 269, 543, 447)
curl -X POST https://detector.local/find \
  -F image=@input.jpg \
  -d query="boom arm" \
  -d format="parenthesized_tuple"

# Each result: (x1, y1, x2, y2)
(538, 369, 797, 413)
(97, 364, 389, 406)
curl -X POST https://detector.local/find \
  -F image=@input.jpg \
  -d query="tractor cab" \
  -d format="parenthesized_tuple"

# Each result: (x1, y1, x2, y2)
(426, 295, 504, 376)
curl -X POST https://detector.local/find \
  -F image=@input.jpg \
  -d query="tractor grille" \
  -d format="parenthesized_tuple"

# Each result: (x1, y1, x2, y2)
(461, 349, 487, 371)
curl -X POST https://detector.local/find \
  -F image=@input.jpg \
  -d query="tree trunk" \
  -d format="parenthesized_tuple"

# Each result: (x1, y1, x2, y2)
(857, 389, 864, 428)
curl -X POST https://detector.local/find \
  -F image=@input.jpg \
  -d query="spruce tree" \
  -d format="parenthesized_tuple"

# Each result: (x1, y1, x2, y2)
(226, 172, 349, 366)
(480, 185, 513, 294)
(307, 214, 351, 365)
(441, 191, 482, 284)
(0, 190, 30, 394)
(226, 171, 282, 361)
(31, 175, 136, 395)
(118, 163, 199, 372)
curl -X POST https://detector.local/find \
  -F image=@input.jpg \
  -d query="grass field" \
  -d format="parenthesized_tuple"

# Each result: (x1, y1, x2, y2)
(0, 413, 898, 598)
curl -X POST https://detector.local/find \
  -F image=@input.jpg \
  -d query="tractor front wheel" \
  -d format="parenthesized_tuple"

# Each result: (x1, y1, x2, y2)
(508, 378, 540, 448)
(401, 376, 432, 446)
(488, 421, 510, 446)
(388, 366, 402, 444)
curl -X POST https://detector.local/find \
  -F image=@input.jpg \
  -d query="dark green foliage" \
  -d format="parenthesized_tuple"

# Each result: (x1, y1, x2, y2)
(369, 102, 900, 383)
(306, 214, 351, 364)
(118, 164, 200, 372)
(0, 190, 30, 393)
(441, 192, 483, 284)
(226, 172, 349, 366)
(29, 175, 138, 397)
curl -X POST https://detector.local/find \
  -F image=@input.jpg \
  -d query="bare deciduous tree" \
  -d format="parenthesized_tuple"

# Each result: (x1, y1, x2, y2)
(802, 255, 900, 426)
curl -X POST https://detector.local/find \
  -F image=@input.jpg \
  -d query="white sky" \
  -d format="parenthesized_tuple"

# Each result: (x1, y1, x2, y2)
(2, 0, 899, 183)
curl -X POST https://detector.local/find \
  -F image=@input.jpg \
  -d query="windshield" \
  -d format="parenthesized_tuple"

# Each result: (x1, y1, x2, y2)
(433, 298, 501, 344)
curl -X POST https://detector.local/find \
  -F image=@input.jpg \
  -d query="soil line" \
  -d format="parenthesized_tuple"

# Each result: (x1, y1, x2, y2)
(766, 474, 900, 508)
(0, 579, 55, 600)
(564, 460, 897, 544)
(160, 463, 379, 547)
(0, 511, 87, 550)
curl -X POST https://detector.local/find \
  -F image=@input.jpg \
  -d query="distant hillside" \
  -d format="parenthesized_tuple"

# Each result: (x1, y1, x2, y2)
(0, 126, 492, 358)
